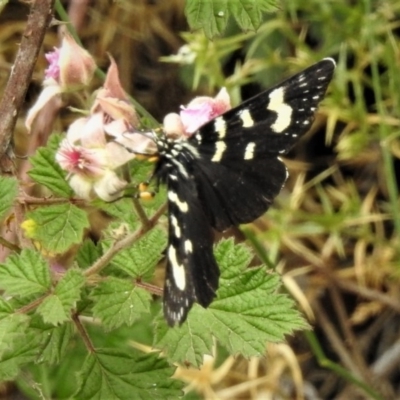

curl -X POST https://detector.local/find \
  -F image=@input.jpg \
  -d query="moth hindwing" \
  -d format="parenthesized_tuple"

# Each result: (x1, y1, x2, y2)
(152, 58, 336, 326)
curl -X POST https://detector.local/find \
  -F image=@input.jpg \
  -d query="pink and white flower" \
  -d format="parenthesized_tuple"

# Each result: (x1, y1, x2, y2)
(26, 33, 97, 132)
(56, 113, 134, 201)
(163, 87, 231, 138)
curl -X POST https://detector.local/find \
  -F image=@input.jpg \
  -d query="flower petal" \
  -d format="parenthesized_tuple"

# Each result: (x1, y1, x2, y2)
(93, 170, 127, 201)
(25, 85, 62, 132)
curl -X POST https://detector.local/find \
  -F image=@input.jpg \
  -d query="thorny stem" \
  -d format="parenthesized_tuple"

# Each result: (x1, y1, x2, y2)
(0, 236, 20, 253)
(132, 198, 150, 228)
(0, 0, 55, 171)
(135, 279, 163, 297)
(16, 293, 50, 315)
(83, 202, 167, 278)
(18, 194, 85, 206)
(72, 312, 96, 353)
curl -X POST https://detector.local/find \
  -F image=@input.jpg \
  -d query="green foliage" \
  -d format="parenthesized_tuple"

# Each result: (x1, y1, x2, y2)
(36, 269, 85, 325)
(185, 0, 278, 38)
(28, 139, 73, 197)
(0, 249, 51, 297)
(0, 176, 17, 222)
(154, 240, 307, 367)
(25, 203, 90, 254)
(109, 228, 167, 278)
(75, 348, 183, 399)
(91, 277, 152, 330)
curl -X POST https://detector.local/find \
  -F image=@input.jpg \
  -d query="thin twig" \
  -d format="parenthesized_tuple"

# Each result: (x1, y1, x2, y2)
(135, 279, 163, 297)
(17, 195, 85, 206)
(16, 293, 49, 314)
(132, 198, 150, 228)
(0, 0, 55, 170)
(72, 312, 96, 353)
(0, 236, 20, 253)
(83, 202, 167, 277)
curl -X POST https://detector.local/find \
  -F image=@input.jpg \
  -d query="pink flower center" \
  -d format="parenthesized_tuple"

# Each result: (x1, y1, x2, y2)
(56, 140, 105, 178)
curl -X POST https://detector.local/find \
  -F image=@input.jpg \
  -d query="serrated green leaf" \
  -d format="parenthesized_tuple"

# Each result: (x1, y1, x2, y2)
(0, 176, 18, 222)
(154, 304, 213, 367)
(26, 203, 90, 254)
(77, 239, 102, 269)
(75, 348, 183, 400)
(91, 277, 151, 330)
(0, 331, 41, 381)
(95, 198, 139, 229)
(110, 228, 167, 278)
(36, 269, 85, 325)
(28, 145, 73, 197)
(154, 239, 307, 366)
(186, 0, 229, 38)
(185, 0, 277, 37)
(0, 249, 51, 297)
(36, 295, 67, 325)
(0, 298, 29, 357)
(30, 316, 74, 364)
(228, 0, 277, 31)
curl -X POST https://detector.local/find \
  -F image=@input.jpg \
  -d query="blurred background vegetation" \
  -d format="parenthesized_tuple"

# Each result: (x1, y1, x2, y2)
(1, 0, 400, 399)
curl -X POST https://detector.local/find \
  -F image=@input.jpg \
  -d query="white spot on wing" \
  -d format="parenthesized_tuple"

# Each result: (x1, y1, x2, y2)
(267, 87, 293, 133)
(240, 109, 254, 127)
(170, 215, 181, 238)
(184, 239, 193, 253)
(244, 142, 256, 160)
(211, 141, 227, 162)
(168, 246, 186, 290)
(214, 116, 227, 139)
(168, 191, 189, 212)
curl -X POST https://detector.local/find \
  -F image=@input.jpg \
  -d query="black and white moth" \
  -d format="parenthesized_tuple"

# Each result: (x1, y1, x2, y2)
(151, 58, 336, 326)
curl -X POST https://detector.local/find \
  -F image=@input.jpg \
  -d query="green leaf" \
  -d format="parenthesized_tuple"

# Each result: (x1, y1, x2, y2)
(0, 249, 51, 297)
(0, 298, 29, 357)
(0, 331, 41, 381)
(36, 269, 85, 325)
(36, 295, 67, 325)
(77, 239, 102, 269)
(110, 228, 167, 278)
(0, 176, 18, 222)
(75, 348, 183, 400)
(31, 316, 74, 364)
(95, 198, 139, 229)
(26, 203, 90, 254)
(91, 277, 152, 330)
(185, 0, 229, 38)
(228, 0, 277, 31)
(154, 239, 307, 367)
(28, 145, 73, 197)
(185, 0, 277, 38)
(154, 304, 214, 367)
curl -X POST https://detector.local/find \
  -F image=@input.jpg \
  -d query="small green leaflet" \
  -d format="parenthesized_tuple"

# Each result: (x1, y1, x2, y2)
(95, 198, 140, 230)
(77, 239, 102, 269)
(0, 176, 17, 222)
(25, 203, 90, 254)
(0, 298, 29, 357)
(91, 277, 152, 330)
(28, 144, 73, 197)
(75, 348, 183, 400)
(0, 331, 42, 381)
(109, 228, 167, 278)
(185, 0, 278, 38)
(154, 239, 308, 367)
(36, 269, 85, 325)
(30, 315, 74, 364)
(0, 249, 51, 297)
